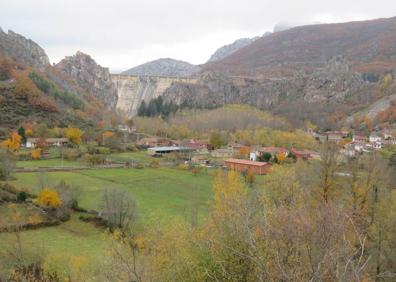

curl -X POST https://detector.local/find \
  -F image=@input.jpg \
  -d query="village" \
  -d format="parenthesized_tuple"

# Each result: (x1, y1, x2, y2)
(17, 125, 396, 177)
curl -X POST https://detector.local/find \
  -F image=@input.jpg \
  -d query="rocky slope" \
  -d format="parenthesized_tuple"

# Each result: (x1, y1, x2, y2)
(55, 52, 118, 109)
(0, 28, 50, 68)
(207, 37, 259, 63)
(122, 58, 201, 77)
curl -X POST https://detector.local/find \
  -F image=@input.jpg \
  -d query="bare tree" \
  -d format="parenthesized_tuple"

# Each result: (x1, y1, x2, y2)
(100, 188, 137, 230)
(0, 149, 16, 182)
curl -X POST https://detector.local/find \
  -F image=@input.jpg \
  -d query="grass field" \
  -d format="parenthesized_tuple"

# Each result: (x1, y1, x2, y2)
(11, 166, 214, 219)
(0, 214, 109, 274)
(1, 155, 215, 275)
(16, 158, 82, 168)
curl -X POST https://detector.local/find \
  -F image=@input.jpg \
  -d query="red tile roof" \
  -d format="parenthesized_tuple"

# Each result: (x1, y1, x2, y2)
(225, 158, 269, 167)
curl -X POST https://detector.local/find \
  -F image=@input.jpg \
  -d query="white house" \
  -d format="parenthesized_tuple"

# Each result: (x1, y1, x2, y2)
(369, 133, 382, 143)
(26, 138, 68, 148)
(249, 151, 258, 161)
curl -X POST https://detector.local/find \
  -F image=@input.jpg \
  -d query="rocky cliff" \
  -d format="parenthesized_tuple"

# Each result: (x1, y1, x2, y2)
(0, 28, 50, 68)
(112, 74, 197, 116)
(55, 52, 118, 109)
(162, 56, 375, 128)
(122, 58, 200, 77)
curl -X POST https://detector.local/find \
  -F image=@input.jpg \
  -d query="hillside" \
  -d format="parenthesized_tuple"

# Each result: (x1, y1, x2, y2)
(156, 17, 396, 128)
(122, 58, 201, 77)
(0, 31, 111, 130)
(205, 17, 396, 76)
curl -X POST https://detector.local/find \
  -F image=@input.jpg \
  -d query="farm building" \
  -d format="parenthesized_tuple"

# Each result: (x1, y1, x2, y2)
(224, 158, 271, 175)
(26, 138, 68, 148)
(147, 146, 194, 156)
(137, 137, 173, 147)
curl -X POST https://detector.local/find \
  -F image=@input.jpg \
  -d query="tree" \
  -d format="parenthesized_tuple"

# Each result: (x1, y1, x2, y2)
(66, 127, 83, 146)
(275, 152, 286, 164)
(37, 189, 62, 208)
(258, 152, 272, 162)
(31, 148, 42, 160)
(0, 54, 12, 81)
(137, 100, 147, 116)
(17, 126, 27, 145)
(101, 188, 138, 230)
(0, 149, 16, 181)
(209, 131, 226, 149)
(1, 132, 22, 152)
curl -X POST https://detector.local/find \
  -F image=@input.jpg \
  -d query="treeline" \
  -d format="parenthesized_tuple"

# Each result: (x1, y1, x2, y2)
(137, 96, 178, 117)
(137, 96, 219, 117)
(29, 71, 84, 110)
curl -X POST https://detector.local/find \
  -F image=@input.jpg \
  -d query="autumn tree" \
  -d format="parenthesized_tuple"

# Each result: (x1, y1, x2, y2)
(0, 53, 12, 81)
(209, 131, 227, 149)
(66, 127, 83, 147)
(275, 152, 286, 164)
(1, 132, 22, 152)
(37, 189, 62, 208)
(31, 148, 42, 160)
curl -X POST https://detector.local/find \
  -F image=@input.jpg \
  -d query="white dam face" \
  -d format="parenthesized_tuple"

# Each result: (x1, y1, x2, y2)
(111, 74, 196, 117)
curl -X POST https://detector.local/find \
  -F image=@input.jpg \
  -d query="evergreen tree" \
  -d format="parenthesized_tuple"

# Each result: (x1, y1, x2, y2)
(17, 126, 27, 145)
(138, 101, 147, 116)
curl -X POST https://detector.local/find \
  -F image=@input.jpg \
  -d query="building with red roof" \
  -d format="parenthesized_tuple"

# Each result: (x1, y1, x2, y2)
(224, 158, 271, 175)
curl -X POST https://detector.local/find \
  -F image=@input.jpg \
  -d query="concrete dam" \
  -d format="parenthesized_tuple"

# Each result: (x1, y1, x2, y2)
(111, 74, 197, 117)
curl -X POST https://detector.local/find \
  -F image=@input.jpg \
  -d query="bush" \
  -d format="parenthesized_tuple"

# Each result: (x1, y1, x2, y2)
(64, 148, 81, 160)
(178, 163, 189, 170)
(126, 144, 138, 152)
(149, 159, 160, 168)
(97, 147, 111, 155)
(83, 153, 106, 166)
(134, 163, 144, 169)
(17, 191, 27, 202)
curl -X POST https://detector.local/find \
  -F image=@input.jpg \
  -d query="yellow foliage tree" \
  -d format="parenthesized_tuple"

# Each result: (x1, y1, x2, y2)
(66, 127, 83, 146)
(102, 131, 115, 139)
(276, 152, 286, 164)
(37, 189, 62, 208)
(31, 148, 42, 160)
(1, 132, 21, 152)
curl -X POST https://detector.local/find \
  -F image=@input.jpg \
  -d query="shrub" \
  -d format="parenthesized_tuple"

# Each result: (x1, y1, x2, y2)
(178, 163, 189, 170)
(149, 159, 160, 168)
(126, 144, 138, 152)
(134, 163, 144, 169)
(16, 191, 27, 202)
(64, 148, 81, 160)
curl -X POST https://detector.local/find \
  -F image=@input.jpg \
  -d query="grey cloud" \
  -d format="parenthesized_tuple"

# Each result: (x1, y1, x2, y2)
(1, 0, 395, 71)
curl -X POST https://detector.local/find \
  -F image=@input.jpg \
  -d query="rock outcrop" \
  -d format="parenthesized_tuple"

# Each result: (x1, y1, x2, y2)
(55, 52, 118, 109)
(122, 58, 200, 77)
(112, 74, 196, 116)
(207, 37, 259, 63)
(0, 28, 50, 68)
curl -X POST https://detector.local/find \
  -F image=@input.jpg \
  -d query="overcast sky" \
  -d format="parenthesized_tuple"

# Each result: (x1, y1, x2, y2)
(1, 0, 395, 72)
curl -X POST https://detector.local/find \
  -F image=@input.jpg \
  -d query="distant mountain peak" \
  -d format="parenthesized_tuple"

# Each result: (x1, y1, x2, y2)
(122, 58, 200, 77)
(207, 37, 259, 63)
